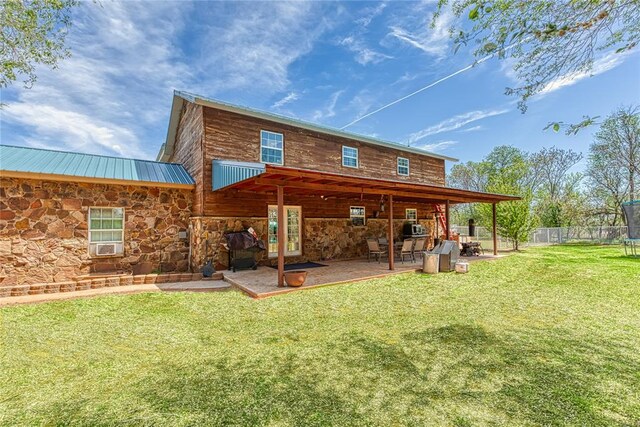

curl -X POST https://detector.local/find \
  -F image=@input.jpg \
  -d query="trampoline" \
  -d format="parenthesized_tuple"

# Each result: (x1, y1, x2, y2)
(622, 200, 640, 256)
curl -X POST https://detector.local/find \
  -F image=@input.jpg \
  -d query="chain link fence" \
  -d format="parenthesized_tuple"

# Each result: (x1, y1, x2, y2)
(451, 225, 629, 252)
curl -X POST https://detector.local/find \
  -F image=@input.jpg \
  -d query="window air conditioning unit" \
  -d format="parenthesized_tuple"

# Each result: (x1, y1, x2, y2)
(96, 243, 117, 256)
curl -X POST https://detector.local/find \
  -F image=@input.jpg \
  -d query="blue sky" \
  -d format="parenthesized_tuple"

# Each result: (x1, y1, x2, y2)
(1, 1, 639, 174)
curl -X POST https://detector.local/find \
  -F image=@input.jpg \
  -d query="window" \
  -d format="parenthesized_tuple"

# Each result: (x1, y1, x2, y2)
(89, 207, 124, 256)
(268, 205, 302, 257)
(342, 146, 359, 168)
(406, 208, 417, 224)
(397, 157, 410, 176)
(260, 130, 284, 165)
(350, 206, 366, 226)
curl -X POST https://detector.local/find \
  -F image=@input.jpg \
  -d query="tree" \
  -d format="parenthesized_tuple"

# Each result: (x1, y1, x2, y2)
(593, 106, 640, 202)
(530, 147, 584, 227)
(436, 0, 640, 113)
(486, 181, 538, 250)
(585, 143, 629, 225)
(1, 0, 78, 89)
(479, 146, 538, 249)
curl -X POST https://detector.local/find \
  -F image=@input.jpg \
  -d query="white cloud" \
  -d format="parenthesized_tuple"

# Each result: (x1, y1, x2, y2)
(312, 90, 345, 121)
(339, 36, 392, 66)
(538, 51, 632, 96)
(1, 2, 336, 159)
(272, 92, 300, 109)
(408, 109, 509, 143)
(2, 103, 143, 158)
(355, 2, 387, 27)
(458, 125, 484, 133)
(1, 2, 191, 158)
(413, 140, 458, 152)
(197, 2, 333, 94)
(385, 6, 453, 58)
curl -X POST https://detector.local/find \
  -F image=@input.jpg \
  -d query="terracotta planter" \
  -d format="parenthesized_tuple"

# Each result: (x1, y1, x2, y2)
(156, 274, 171, 284)
(169, 273, 182, 283)
(283, 270, 308, 287)
(191, 272, 204, 281)
(120, 276, 134, 286)
(11, 285, 30, 296)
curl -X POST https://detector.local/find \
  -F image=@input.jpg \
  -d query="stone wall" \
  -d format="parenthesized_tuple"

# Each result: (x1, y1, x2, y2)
(189, 216, 435, 272)
(0, 178, 193, 285)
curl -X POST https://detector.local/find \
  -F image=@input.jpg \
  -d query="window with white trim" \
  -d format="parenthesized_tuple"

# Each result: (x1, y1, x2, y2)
(260, 130, 284, 165)
(406, 208, 417, 224)
(89, 207, 124, 256)
(397, 157, 410, 176)
(342, 146, 359, 168)
(350, 206, 366, 226)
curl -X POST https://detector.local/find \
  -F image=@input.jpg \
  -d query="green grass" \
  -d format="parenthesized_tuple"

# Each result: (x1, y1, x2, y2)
(1, 245, 639, 426)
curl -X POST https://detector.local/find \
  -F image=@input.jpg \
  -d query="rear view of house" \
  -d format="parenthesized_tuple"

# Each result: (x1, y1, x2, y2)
(0, 90, 516, 286)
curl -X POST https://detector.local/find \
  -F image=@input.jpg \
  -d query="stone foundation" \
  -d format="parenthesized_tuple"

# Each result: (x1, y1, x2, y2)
(0, 178, 193, 285)
(189, 216, 435, 272)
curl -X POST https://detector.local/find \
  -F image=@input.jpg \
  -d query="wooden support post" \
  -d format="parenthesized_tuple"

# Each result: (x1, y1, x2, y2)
(388, 194, 394, 270)
(277, 186, 285, 287)
(445, 200, 450, 240)
(492, 202, 498, 256)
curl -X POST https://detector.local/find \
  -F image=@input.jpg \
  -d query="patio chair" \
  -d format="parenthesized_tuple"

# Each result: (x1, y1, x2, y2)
(367, 238, 388, 263)
(413, 238, 426, 260)
(399, 239, 415, 263)
(378, 237, 388, 246)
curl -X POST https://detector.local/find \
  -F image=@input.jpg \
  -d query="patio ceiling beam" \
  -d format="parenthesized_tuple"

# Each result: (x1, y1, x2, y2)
(252, 178, 502, 204)
(264, 166, 519, 202)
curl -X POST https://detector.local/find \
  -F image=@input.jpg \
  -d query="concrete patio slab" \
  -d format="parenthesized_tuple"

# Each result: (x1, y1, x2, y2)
(224, 255, 501, 298)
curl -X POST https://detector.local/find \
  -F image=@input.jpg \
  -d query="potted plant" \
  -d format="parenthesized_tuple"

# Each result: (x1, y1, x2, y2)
(283, 270, 307, 287)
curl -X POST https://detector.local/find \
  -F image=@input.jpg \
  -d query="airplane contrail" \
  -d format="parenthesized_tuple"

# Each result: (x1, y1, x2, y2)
(340, 42, 521, 130)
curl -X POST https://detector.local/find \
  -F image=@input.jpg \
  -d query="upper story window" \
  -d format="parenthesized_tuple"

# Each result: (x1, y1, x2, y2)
(342, 146, 359, 168)
(260, 130, 284, 165)
(397, 157, 410, 176)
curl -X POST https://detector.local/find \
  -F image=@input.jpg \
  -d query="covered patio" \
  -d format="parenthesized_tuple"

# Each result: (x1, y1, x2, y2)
(214, 162, 519, 288)
(224, 254, 501, 298)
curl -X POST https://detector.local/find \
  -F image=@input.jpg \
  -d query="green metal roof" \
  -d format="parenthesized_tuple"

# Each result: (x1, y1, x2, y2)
(157, 90, 459, 163)
(0, 145, 195, 186)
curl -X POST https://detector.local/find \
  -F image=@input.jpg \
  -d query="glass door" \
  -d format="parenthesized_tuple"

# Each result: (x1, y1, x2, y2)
(268, 205, 302, 257)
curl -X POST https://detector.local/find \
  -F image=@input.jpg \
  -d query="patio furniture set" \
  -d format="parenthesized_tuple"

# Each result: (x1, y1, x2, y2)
(366, 237, 428, 264)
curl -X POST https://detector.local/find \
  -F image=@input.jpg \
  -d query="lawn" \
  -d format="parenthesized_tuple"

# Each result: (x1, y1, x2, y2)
(1, 245, 639, 426)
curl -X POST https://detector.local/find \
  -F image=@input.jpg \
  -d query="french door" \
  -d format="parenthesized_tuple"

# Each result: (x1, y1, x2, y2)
(268, 205, 302, 257)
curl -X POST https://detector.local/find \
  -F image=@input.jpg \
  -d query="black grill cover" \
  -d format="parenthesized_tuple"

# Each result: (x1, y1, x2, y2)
(225, 231, 266, 251)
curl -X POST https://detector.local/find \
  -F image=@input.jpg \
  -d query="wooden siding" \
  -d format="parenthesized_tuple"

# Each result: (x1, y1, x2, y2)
(200, 106, 445, 217)
(168, 103, 205, 215)
(207, 189, 435, 219)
